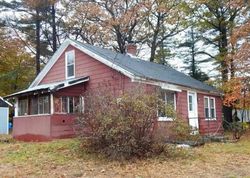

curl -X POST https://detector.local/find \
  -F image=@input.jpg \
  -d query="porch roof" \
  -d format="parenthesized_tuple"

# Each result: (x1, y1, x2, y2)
(5, 76, 89, 99)
(0, 96, 12, 107)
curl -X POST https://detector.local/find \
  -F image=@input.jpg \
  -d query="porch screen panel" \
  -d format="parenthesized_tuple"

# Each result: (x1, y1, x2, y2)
(62, 96, 68, 113)
(30, 97, 38, 115)
(69, 97, 74, 113)
(18, 99, 28, 116)
(38, 95, 50, 114)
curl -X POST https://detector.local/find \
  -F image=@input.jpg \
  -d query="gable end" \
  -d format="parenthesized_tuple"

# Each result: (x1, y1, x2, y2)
(29, 39, 135, 88)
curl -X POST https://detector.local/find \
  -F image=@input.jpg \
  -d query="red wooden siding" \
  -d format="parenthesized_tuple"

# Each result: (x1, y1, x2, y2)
(40, 45, 152, 96)
(40, 46, 129, 93)
(13, 44, 223, 141)
(13, 115, 52, 141)
(176, 91, 188, 122)
(55, 83, 85, 96)
(156, 90, 223, 137)
(51, 114, 75, 138)
(197, 93, 223, 135)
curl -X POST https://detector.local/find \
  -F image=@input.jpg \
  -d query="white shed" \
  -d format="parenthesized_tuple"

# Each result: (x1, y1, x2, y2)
(0, 97, 12, 134)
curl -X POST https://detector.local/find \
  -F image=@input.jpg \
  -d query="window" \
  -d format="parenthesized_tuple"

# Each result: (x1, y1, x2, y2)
(158, 90, 176, 121)
(204, 97, 216, 120)
(18, 95, 50, 116)
(210, 98, 215, 118)
(38, 96, 50, 114)
(73, 96, 84, 113)
(68, 97, 74, 113)
(30, 97, 38, 115)
(65, 50, 75, 79)
(188, 95, 193, 111)
(61, 96, 84, 114)
(204, 97, 209, 118)
(62, 96, 68, 113)
(18, 99, 28, 116)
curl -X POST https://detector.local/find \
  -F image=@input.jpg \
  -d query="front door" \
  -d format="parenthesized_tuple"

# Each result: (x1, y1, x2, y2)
(187, 91, 199, 133)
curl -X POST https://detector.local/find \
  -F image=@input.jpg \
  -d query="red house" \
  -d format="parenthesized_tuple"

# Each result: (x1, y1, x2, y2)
(6, 39, 223, 141)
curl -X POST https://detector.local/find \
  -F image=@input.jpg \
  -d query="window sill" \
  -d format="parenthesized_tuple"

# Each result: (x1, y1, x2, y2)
(158, 117, 173, 121)
(205, 118, 217, 121)
(15, 114, 51, 118)
(55, 112, 76, 115)
(66, 76, 75, 80)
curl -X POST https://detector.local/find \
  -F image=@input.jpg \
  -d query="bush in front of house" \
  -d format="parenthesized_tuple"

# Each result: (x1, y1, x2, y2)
(170, 116, 200, 141)
(75, 86, 165, 160)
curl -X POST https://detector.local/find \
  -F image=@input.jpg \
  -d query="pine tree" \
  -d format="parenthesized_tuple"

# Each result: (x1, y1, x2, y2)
(0, 0, 58, 75)
(179, 27, 209, 82)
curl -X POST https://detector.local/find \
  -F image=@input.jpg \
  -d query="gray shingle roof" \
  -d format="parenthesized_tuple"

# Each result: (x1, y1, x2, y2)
(74, 40, 219, 93)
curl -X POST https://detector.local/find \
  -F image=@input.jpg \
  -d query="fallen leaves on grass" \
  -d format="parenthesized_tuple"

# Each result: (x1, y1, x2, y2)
(0, 133, 250, 177)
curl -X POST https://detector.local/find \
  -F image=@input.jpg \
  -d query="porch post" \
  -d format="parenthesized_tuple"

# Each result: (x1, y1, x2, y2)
(50, 94, 54, 114)
(14, 97, 18, 117)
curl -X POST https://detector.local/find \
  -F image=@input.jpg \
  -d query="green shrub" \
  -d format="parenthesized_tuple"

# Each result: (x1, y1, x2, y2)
(75, 86, 165, 160)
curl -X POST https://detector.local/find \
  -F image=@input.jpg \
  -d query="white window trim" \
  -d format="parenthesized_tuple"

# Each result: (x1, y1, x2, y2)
(158, 91, 176, 122)
(15, 97, 18, 117)
(15, 114, 51, 118)
(81, 96, 85, 113)
(204, 96, 216, 120)
(65, 50, 75, 79)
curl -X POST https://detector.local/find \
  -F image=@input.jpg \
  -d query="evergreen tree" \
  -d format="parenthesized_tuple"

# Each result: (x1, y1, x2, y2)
(0, 0, 58, 75)
(178, 27, 209, 82)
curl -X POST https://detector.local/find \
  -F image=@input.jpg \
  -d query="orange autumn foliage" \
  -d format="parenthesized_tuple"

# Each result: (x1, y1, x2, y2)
(223, 78, 250, 109)
(223, 0, 250, 109)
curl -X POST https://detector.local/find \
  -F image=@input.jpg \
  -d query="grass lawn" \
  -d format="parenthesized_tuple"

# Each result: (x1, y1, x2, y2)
(1, 133, 250, 178)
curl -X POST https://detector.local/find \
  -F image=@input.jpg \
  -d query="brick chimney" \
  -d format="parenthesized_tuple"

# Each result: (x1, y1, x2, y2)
(126, 43, 137, 56)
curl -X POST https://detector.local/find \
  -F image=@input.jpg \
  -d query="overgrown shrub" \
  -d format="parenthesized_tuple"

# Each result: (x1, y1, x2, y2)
(75, 86, 165, 160)
(231, 121, 248, 139)
(223, 114, 249, 140)
(168, 116, 201, 142)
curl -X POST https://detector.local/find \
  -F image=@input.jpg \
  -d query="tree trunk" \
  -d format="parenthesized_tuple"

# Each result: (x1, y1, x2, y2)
(219, 25, 228, 82)
(150, 43, 157, 62)
(219, 24, 232, 123)
(35, 8, 41, 76)
(191, 27, 195, 77)
(51, 4, 57, 52)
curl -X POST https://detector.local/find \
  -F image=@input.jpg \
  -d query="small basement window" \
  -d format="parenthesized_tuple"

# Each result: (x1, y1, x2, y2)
(65, 50, 75, 79)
